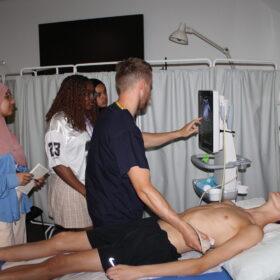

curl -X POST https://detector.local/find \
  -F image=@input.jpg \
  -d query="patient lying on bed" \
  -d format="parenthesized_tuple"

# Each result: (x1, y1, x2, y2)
(1, 192, 280, 280)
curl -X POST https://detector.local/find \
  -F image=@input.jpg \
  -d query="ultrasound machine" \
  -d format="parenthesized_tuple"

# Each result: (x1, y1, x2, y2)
(192, 90, 251, 203)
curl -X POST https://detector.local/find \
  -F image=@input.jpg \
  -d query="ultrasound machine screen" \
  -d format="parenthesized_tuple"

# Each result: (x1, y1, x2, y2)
(198, 90, 219, 154)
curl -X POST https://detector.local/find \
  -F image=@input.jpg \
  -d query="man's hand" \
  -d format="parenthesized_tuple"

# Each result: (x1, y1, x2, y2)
(16, 172, 33, 186)
(181, 222, 209, 252)
(178, 117, 202, 138)
(142, 117, 202, 148)
(106, 265, 140, 280)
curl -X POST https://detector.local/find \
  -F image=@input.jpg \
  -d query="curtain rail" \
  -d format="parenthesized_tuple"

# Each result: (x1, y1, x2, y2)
(16, 58, 278, 76)
(75, 58, 213, 71)
(20, 64, 75, 76)
(19, 59, 213, 76)
(213, 59, 277, 70)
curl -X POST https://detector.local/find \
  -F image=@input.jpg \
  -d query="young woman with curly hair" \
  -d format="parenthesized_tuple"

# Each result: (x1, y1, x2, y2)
(45, 75, 98, 231)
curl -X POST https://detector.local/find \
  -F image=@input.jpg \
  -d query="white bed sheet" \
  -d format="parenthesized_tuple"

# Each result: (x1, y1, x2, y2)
(1, 250, 222, 280)
(2, 258, 107, 280)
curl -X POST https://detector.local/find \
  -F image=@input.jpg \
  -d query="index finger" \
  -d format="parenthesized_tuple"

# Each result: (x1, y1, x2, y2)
(191, 118, 202, 125)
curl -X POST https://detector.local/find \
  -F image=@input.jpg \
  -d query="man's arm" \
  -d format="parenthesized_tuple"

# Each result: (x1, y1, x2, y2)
(128, 166, 202, 251)
(107, 224, 264, 280)
(142, 118, 201, 148)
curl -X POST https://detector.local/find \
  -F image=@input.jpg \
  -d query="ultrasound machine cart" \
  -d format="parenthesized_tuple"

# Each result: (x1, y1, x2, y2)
(192, 91, 251, 203)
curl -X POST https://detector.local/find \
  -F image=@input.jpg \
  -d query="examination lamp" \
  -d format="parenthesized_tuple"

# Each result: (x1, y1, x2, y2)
(169, 23, 232, 60)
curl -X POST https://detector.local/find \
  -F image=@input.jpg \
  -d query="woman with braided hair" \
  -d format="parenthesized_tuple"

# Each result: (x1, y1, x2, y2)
(45, 75, 98, 231)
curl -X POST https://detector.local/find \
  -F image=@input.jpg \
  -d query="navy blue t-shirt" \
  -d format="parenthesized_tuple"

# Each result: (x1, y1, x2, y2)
(86, 103, 149, 227)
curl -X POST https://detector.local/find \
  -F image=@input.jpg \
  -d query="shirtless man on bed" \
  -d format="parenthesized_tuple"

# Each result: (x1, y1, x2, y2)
(0, 192, 280, 280)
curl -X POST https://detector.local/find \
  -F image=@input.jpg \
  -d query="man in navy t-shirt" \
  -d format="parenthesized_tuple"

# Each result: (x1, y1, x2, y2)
(86, 57, 203, 251)
(86, 102, 148, 226)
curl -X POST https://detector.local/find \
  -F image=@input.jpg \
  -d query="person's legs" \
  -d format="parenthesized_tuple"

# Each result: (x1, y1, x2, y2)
(0, 221, 14, 247)
(0, 231, 91, 262)
(13, 213, 27, 245)
(0, 249, 103, 280)
(14, 190, 27, 245)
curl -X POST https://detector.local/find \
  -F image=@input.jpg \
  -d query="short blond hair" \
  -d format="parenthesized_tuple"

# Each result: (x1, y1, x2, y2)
(115, 57, 152, 95)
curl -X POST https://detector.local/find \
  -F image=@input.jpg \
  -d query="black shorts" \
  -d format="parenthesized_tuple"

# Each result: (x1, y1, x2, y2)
(86, 217, 181, 271)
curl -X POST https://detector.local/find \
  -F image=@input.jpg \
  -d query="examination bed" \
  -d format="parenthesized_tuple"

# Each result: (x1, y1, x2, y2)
(0, 258, 233, 280)
(1, 198, 280, 280)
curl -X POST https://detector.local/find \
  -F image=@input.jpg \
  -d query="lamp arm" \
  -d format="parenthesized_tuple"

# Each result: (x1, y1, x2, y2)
(187, 27, 232, 59)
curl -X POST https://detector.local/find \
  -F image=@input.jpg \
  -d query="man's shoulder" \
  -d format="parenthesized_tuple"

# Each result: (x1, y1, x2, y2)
(243, 224, 263, 237)
(223, 200, 236, 206)
(97, 104, 137, 133)
(230, 224, 264, 253)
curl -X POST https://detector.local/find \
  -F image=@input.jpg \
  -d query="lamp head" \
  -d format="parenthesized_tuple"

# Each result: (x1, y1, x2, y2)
(169, 23, 188, 45)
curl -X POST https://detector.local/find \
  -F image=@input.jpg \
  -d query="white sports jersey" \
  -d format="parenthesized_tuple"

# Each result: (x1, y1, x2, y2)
(45, 112, 90, 183)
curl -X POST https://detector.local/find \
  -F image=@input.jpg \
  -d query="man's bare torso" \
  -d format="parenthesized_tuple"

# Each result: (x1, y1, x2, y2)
(158, 201, 256, 254)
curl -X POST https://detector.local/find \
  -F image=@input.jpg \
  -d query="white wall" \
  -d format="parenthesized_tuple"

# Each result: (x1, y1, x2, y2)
(0, 0, 280, 74)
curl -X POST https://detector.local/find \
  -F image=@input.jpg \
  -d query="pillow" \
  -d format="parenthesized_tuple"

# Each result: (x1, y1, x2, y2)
(223, 198, 280, 280)
(235, 197, 265, 209)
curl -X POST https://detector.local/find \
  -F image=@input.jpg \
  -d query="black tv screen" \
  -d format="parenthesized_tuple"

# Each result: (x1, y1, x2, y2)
(39, 14, 144, 72)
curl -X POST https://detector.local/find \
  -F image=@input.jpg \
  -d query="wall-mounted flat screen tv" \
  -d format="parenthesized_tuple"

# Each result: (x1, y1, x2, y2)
(39, 14, 144, 73)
